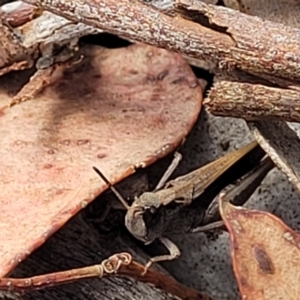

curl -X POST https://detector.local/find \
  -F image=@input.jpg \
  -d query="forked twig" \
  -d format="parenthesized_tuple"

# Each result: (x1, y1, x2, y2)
(0, 252, 131, 292)
(0, 252, 209, 300)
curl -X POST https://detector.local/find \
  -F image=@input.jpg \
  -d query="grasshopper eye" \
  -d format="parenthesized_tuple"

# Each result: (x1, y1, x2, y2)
(149, 206, 157, 214)
(144, 205, 157, 215)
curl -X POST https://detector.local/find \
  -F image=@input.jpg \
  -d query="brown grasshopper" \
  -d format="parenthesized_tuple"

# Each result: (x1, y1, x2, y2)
(191, 155, 274, 233)
(94, 140, 273, 270)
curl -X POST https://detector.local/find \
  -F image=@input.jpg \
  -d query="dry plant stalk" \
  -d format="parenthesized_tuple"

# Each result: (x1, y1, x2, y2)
(0, 253, 132, 292)
(0, 252, 209, 300)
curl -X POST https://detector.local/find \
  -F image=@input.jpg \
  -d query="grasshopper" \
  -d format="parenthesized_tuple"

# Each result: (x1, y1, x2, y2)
(94, 140, 274, 270)
(191, 155, 274, 233)
(124, 141, 259, 240)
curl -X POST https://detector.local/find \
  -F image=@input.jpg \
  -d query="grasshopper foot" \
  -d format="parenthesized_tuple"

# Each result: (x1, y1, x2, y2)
(142, 237, 180, 275)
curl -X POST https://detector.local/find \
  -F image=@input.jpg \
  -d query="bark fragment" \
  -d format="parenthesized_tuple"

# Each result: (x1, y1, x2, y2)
(205, 80, 300, 123)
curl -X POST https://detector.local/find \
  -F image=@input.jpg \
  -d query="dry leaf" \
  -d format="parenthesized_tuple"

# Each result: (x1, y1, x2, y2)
(0, 43, 202, 276)
(220, 195, 300, 300)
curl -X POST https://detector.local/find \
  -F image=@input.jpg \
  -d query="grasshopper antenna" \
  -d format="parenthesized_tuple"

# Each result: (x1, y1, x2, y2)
(93, 166, 130, 210)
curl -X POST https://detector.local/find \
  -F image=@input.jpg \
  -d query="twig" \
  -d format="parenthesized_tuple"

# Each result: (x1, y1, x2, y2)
(0, 252, 210, 300)
(21, 0, 300, 84)
(249, 120, 300, 196)
(204, 79, 300, 122)
(0, 252, 132, 292)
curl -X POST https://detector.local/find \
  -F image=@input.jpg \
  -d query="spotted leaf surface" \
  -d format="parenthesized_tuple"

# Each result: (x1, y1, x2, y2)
(220, 197, 300, 300)
(0, 43, 202, 276)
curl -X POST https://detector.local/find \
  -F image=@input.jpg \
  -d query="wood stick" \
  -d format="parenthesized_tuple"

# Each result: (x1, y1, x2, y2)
(0, 252, 211, 300)
(204, 79, 300, 122)
(0, 252, 210, 300)
(21, 0, 300, 84)
(0, 253, 131, 292)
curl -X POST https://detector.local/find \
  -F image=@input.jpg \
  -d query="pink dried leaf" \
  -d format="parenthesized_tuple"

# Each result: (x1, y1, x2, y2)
(0, 43, 202, 276)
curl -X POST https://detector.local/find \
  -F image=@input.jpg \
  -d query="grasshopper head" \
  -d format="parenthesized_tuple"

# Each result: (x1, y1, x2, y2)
(125, 205, 149, 243)
(125, 193, 163, 244)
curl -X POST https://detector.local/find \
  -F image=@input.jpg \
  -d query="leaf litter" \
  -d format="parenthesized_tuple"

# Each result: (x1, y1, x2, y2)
(0, 43, 202, 276)
(2, 0, 300, 299)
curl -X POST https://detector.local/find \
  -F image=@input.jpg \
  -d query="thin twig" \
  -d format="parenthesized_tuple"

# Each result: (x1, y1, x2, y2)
(0, 252, 131, 292)
(0, 252, 210, 300)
